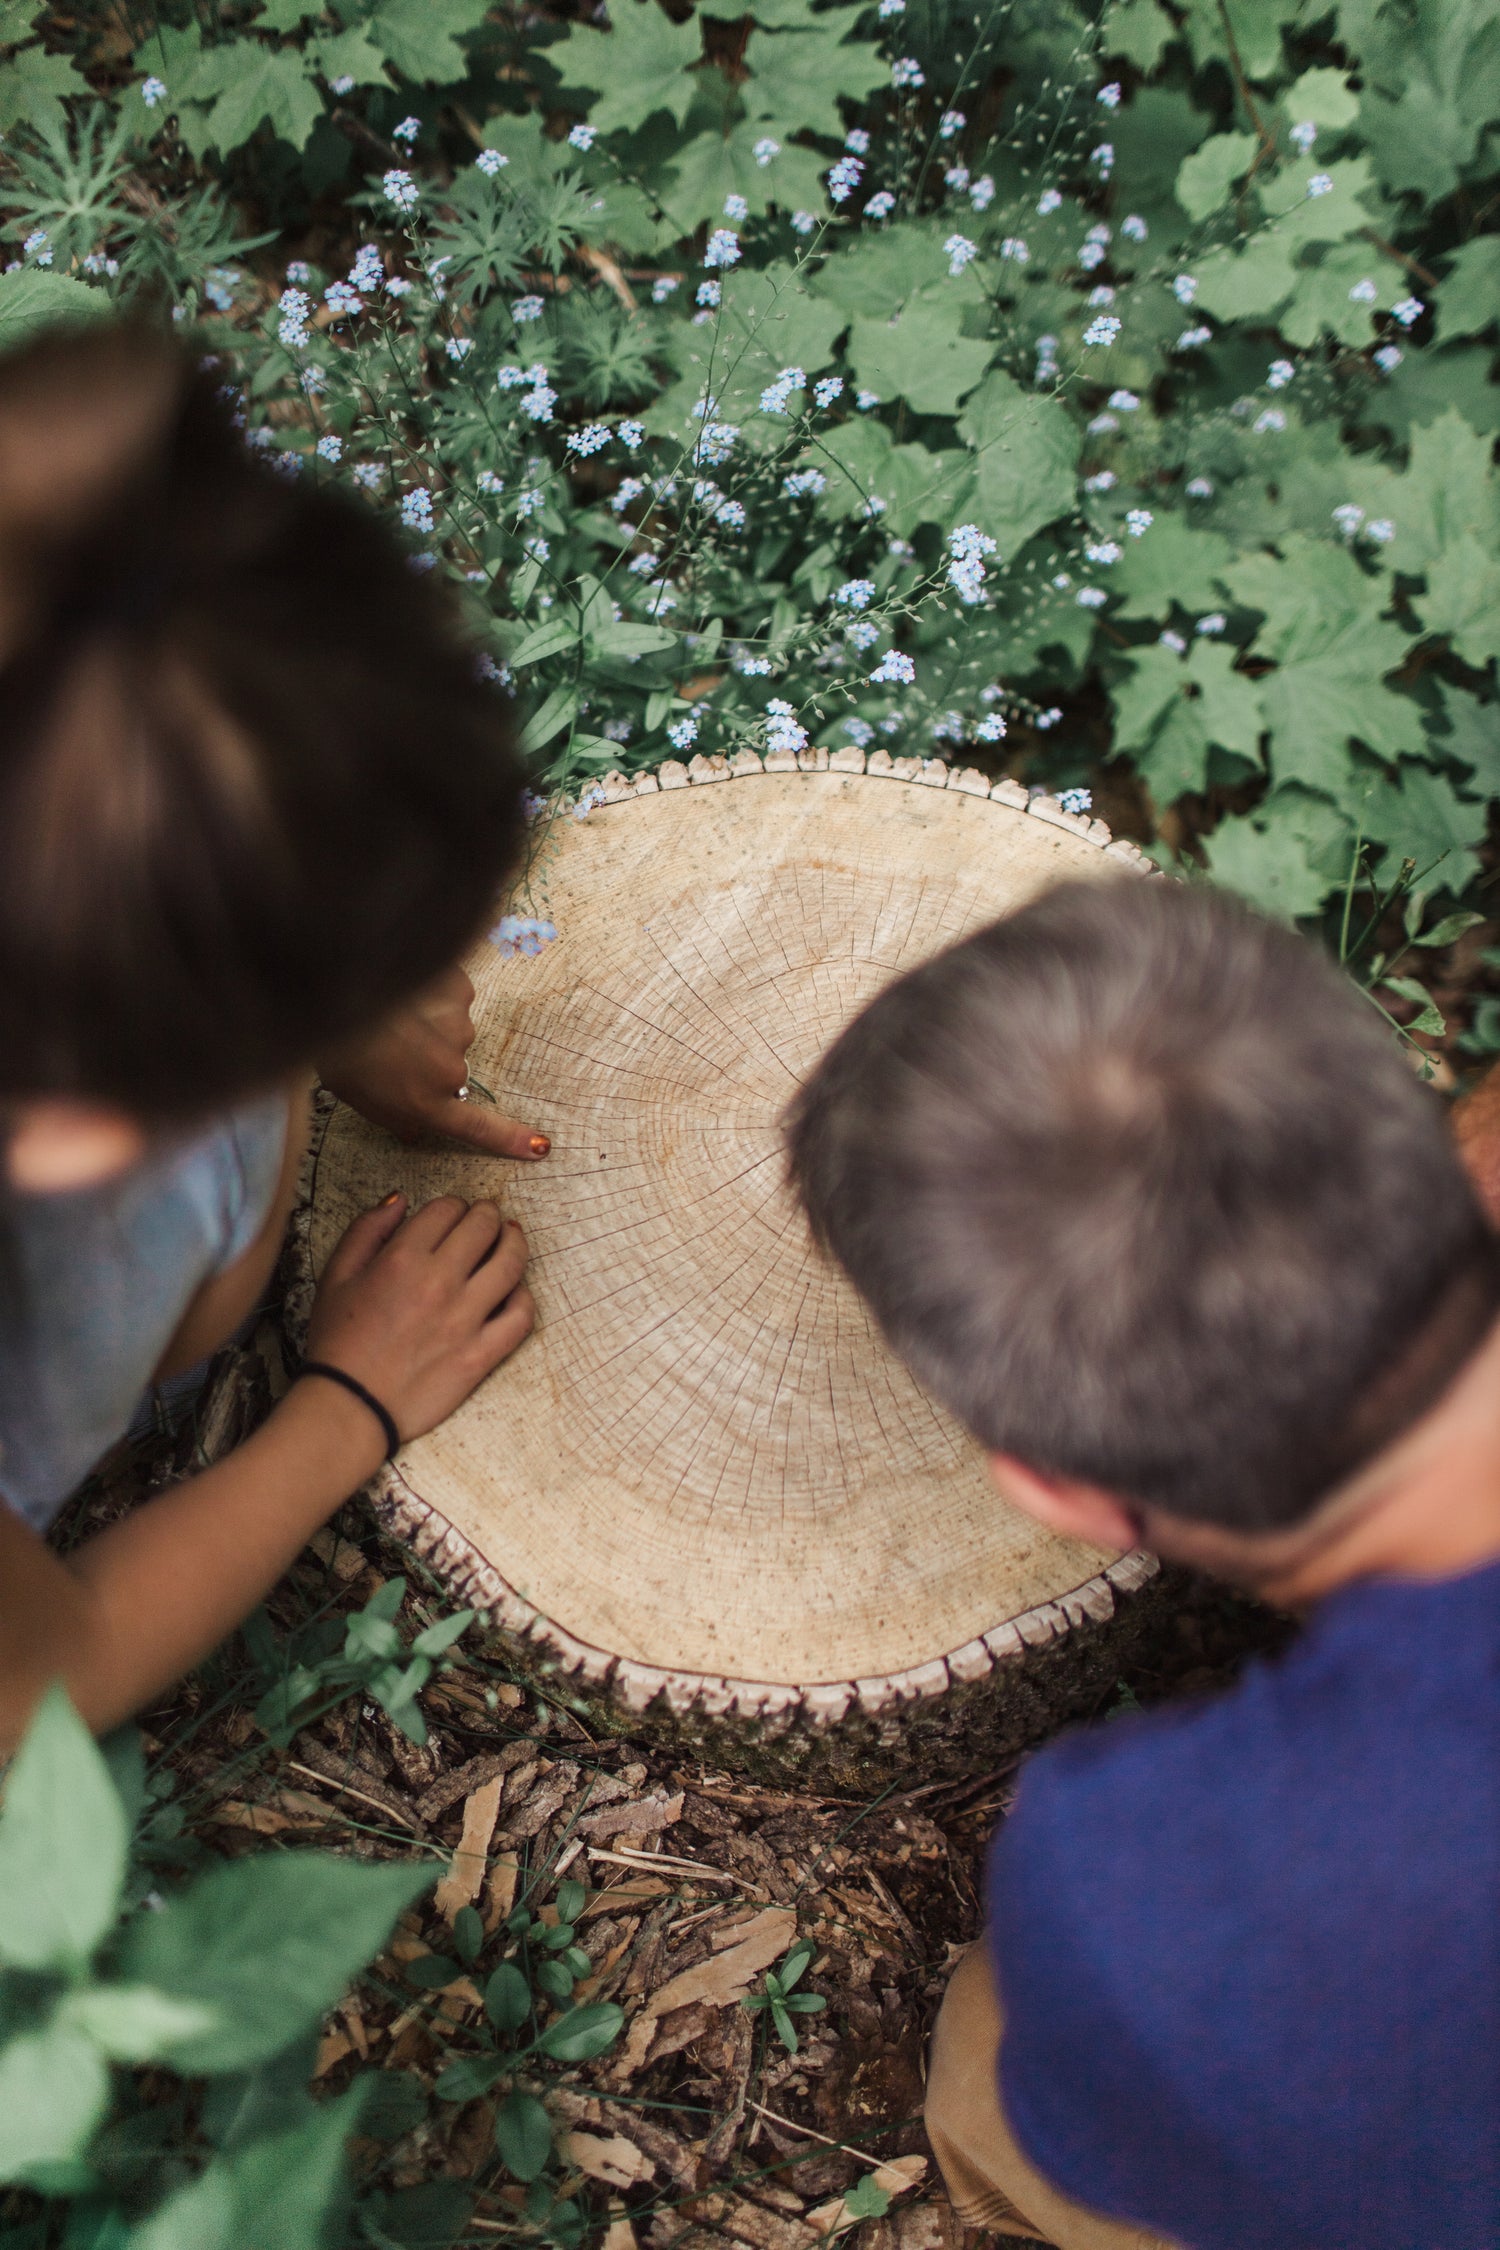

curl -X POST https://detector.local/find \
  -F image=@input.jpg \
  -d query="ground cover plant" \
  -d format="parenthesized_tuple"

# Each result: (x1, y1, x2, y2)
(0, 0, 1497, 2239)
(1, 0, 1497, 1045)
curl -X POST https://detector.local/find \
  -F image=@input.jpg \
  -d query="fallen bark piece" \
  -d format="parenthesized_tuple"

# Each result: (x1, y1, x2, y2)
(417, 1741, 535, 1824)
(720, 2195, 818, 2250)
(602, 2207, 640, 2250)
(483, 1852, 520, 1931)
(434, 1774, 504, 1920)
(499, 1763, 580, 1841)
(576, 1790, 685, 1841)
(561, 2130, 656, 2188)
(611, 1905, 796, 2079)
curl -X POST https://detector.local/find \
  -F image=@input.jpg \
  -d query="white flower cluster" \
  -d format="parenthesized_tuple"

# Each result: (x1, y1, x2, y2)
(765, 699, 808, 754)
(753, 137, 780, 165)
(783, 468, 827, 498)
(1266, 358, 1295, 388)
(1035, 334, 1060, 384)
(869, 650, 915, 684)
(393, 115, 420, 144)
(476, 148, 507, 175)
(568, 122, 596, 151)
(1057, 787, 1093, 814)
(566, 423, 612, 456)
(975, 713, 1007, 741)
(492, 915, 558, 957)
(865, 190, 896, 220)
(704, 228, 741, 269)
(401, 486, 434, 533)
(1096, 81, 1121, 108)
(141, 74, 167, 107)
(1083, 314, 1121, 346)
(970, 175, 996, 211)
(1333, 503, 1395, 545)
(1125, 507, 1153, 536)
(828, 155, 863, 203)
(277, 288, 312, 348)
(939, 108, 966, 138)
(890, 56, 925, 88)
(947, 522, 997, 604)
(834, 578, 875, 608)
(760, 366, 806, 415)
(1121, 213, 1148, 241)
(693, 421, 739, 466)
(944, 233, 978, 276)
(382, 169, 418, 212)
(667, 716, 698, 750)
(513, 293, 544, 323)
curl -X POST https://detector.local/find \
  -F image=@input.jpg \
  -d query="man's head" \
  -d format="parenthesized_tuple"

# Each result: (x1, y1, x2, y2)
(0, 320, 527, 1179)
(786, 877, 1499, 1573)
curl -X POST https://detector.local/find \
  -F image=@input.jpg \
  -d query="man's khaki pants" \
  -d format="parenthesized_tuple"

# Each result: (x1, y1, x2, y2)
(925, 1944, 1178, 2250)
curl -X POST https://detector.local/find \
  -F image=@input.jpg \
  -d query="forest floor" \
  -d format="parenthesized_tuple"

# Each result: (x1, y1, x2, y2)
(67, 1310, 1290, 2250)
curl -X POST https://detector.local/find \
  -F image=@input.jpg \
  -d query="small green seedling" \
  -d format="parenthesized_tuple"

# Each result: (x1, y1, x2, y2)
(742, 1939, 826, 2055)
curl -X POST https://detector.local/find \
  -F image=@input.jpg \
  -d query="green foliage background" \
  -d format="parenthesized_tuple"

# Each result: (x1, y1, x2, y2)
(1, 0, 1496, 993)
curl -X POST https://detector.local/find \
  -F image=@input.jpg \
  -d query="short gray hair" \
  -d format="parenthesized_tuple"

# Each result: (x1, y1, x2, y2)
(786, 879, 1498, 1531)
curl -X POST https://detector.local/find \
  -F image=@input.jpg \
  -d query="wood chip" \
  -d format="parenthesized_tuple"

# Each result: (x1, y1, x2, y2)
(313, 2027, 353, 2078)
(561, 2130, 656, 2188)
(611, 1905, 795, 2080)
(719, 2196, 817, 2250)
(434, 1775, 504, 1921)
(499, 1763, 579, 1841)
(601, 2207, 640, 2250)
(576, 1790, 685, 1841)
(483, 1851, 520, 1931)
(417, 1742, 536, 1824)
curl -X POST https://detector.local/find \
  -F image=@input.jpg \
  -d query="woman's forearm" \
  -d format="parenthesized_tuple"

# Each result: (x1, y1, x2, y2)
(0, 1379, 385, 1750)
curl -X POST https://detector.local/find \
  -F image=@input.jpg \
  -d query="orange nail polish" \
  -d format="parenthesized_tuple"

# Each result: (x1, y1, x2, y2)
(529, 1135, 551, 1157)
(381, 1189, 404, 1206)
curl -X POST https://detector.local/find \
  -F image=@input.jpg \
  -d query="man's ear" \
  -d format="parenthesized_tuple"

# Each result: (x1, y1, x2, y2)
(4, 1101, 148, 1192)
(986, 1453, 1143, 1555)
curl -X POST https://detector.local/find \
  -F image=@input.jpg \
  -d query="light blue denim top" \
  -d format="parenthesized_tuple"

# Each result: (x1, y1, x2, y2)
(0, 1094, 289, 1532)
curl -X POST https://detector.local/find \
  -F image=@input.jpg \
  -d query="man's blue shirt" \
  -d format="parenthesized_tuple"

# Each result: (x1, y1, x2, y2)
(988, 1556, 1500, 2250)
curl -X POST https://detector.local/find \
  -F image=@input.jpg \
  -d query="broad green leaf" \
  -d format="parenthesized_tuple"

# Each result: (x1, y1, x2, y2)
(847, 308, 992, 419)
(1280, 67, 1359, 130)
(1174, 131, 1258, 222)
(535, 2001, 624, 2062)
(1204, 802, 1344, 921)
(588, 621, 677, 658)
(118, 1854, 430, 2073)
(1113, 641, 1263, 804)
(1356, 758, 1489, 888)
(957, 372, 1078, 556)
(810, 225, 986, 323)
(519, 685, 582, 754)
(128, 2085, 365, 2250)
(0, 2024, 110, 2186)
(1259, 159, 1378, 253)
(553, 3, 703, 135)
(1100, 0, 1177, 73)
(661, 126, 827, 232)
(311, 28, 391, 90)
(740, 25, 888, 141)
(511, 618, 582, 667)
(1434, 238, 1500, 345)
(0, 41, 87, 135)
(0, 1684, 127, 1971)
(198, 46, 325, 154)
(1391, 412, 1500, 575)
(810, 419, 974, 537)
(1380, 974, 1445, 1036)
(843, 2175, 892, 2220)
(409, 1610, 474, 1659)
(1193, 233, 1300, 324)
(1178, 0, 1305, 78)
(1282, 241, 1399, 349)
(494, 2090, 552, 2181)
(485, 1961, 532, 2031)
(0, 271, 110, 354)
(1415, 533, 1500, 669)
(1113, 517, 1233, 618)
(60, 1983, 219, 2062)
(363, 0, 490, 83)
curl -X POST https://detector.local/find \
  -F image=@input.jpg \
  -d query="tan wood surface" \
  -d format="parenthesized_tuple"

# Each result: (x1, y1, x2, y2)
(303, 754, 1157, 1715)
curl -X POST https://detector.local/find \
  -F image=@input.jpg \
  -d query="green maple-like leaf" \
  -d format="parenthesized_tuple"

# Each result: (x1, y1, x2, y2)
(1416, 532, 1500, 669)
(1433, 237, 1500, 345)
(195, 45, 325, 152)
(957, 371, 1078, 556)
(740, 25, 888, 140)
(553, 2, 703, 134)
(847, 308, 992, 419)
(362, 0, 491, 83)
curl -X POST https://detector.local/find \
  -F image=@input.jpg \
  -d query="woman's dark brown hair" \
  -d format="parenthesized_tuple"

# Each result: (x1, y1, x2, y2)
(0, 319, 527, 1122)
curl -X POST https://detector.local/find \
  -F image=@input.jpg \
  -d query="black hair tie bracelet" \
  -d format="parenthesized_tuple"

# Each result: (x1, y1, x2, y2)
(298, 1360, 400, 1462)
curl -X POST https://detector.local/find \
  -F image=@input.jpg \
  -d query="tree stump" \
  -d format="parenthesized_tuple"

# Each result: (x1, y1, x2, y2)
(290, 751, 1172, 1785)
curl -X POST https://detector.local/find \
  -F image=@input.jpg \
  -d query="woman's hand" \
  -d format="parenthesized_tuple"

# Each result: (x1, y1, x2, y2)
(319, 963, 549, 1162)
(305, 1192, 535, 1441)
